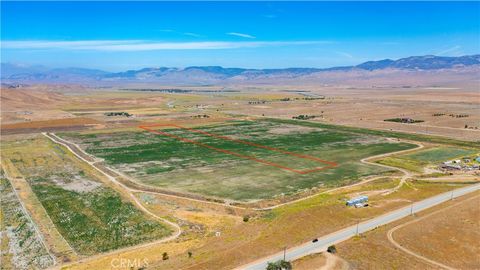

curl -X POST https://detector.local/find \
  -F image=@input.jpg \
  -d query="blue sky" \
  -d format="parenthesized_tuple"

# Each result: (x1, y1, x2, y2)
(1, 1, 479, 71)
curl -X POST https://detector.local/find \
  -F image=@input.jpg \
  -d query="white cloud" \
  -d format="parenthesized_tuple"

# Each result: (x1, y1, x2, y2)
(226, 32, 256, 39)
(1, 40, 332, 51)
(183, 32, 203, 38)
(435, 45, 462, 56)
(335, 51, 354, 59)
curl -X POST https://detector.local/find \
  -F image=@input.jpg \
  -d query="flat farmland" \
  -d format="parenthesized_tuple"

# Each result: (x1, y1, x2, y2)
(378, 146, 478, 173)
(334, 191, 480, 270)
(61, 120, 415, 201)
(1, 137, 172, 256)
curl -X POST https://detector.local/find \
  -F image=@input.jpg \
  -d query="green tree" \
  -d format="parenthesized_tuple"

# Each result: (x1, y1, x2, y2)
(265, 260, 291, 270)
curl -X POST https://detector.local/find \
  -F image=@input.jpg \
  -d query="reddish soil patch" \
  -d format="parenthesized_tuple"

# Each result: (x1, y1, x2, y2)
(139, 123, 337, 174)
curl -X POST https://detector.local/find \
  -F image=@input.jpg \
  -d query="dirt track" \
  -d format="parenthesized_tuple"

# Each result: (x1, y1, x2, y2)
(42, 133, 183, 269)
(387, 194, 480, 270)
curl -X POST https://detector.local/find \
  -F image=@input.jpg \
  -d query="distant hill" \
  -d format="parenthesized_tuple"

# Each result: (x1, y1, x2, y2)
(2, 54, 479, 85)
(356, 55, 480, 70)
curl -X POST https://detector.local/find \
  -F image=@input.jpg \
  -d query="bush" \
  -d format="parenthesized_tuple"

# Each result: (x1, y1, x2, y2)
(327, 245, 337, 254)
(266, 260, 292, 270)
(162, 252, 169, 260)
(243, 215, 250, 222)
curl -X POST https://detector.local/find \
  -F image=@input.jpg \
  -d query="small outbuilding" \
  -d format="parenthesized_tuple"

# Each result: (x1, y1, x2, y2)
(346, 195, 368, 206)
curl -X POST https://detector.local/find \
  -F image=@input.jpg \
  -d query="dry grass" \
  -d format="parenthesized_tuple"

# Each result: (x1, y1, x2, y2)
(2, 85, 479, 269)
(393, 194, 480, 269)
(62, 191, 243, 270)
(292, 252, 349, 270)
(66, 179, 461, 270)
(3, 85, 479, 140)
(292, 253, 328, 270)
(1, 117, 102, 135)
(335, 191, 480, 270)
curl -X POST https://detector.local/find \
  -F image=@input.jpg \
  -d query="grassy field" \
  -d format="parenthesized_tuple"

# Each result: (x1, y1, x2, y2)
(393, 194, 480, 269)
(62, 119, 415, 201)
(156, 180, 463, 270)
(268, 118, 480, 149)
(0, 176, 54, 269)
(1, 137, 172, 256)
(402, 147, 477, 163)
(335, 191, 480, 270)
(378, 146, 478, 173)
(64, 177, 464, 270)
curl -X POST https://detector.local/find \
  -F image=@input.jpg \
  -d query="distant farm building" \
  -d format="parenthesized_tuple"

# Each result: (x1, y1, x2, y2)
(346, 196, 368, 206)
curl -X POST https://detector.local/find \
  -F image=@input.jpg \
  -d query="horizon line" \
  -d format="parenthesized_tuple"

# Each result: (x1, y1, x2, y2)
(2, 53, 479, 72)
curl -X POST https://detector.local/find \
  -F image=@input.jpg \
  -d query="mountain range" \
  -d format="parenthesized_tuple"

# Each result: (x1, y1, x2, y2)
(2, 54, 479, 86)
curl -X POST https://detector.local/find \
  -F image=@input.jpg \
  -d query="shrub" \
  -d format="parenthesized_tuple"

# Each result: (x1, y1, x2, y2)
(266, 260, 292, 270)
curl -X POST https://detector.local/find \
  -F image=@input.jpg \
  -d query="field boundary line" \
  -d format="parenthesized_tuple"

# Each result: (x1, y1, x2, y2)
(1, 165, 58, 266)
(2, 158, 78, 261)
(387, 194, 480, 270)
(139, 123, 337, 174)
(44, 133, 429, 212)
(43, 132, 183, 270)
(254, 139, 424, 211)
(45, 133, 248, 210)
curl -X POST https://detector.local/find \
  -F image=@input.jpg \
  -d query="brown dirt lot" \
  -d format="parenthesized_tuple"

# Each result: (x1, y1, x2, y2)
(335, 191, 480, 270)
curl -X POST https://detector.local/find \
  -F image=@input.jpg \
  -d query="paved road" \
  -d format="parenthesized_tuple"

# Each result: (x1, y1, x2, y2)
(386, 195, 479, 270)
(240, 183, 480, 270)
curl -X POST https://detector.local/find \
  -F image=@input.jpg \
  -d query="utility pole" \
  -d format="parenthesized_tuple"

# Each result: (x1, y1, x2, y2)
(283, 246, 286, 261)
(410, 204, 414, 216)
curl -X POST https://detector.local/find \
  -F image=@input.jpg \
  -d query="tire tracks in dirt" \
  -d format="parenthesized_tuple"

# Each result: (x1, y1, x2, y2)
(387, 194, 479, 270)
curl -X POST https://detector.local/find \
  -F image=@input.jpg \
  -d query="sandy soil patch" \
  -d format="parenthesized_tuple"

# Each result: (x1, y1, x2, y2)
(51, 175, 102, 193)
(267, 124, 321, 135)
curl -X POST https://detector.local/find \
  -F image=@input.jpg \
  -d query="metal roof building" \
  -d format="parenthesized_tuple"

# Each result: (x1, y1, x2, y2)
(346, 195, 368, 206)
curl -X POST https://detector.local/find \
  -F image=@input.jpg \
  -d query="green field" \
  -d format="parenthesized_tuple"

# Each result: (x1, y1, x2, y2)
(62, 120, 416, 201)
(402, 147, 477, 163)
(30, 180, 170, 255)
(2, 138, 172, 256)
(378, 146, 477, 173)
(0, 176, 54, 269)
